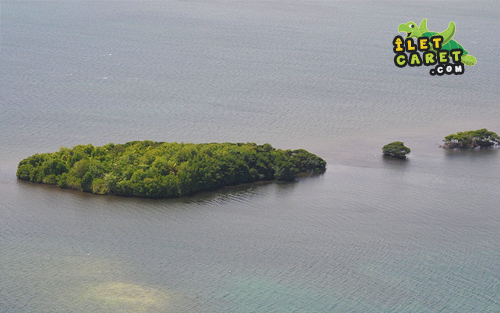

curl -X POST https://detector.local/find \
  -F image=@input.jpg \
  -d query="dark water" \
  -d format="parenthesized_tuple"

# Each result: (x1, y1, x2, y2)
(1, 1, 499, 312)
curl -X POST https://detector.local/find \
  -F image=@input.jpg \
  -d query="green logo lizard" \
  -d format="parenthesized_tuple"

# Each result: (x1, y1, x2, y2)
(398, 19, 476, 66)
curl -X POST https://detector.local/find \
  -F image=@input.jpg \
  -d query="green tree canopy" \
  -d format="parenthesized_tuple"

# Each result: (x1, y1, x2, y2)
(17, 142, 327, 198)
(443, 129, 499, 149)
(382, 141, 411, 159)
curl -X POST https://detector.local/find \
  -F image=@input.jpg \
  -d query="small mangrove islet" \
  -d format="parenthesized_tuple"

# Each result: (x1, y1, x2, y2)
(442, 129, 499, 149)
(382, 141, 411, 159)
(17, 141, 326, 198)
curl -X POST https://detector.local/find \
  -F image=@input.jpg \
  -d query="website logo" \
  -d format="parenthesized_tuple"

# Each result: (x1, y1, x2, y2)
(393, 19, 476, 76)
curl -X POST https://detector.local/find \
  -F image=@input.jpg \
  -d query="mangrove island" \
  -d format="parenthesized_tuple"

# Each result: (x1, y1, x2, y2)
(442, 129, 499, 149)
(17, 141, 327, 198)
(382, 141, 411, 159)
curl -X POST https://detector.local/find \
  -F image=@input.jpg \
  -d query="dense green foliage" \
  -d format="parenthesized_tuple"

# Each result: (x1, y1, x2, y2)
(443, 129, 499, 149)
(17, 141, 326, 198)
(382, 141, 411, 158)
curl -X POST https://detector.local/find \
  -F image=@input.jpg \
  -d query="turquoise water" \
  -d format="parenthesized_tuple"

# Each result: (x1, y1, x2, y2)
(1, 1, 500, 312)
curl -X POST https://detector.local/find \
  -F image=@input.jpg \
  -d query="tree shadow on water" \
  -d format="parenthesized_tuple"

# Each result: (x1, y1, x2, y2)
(443, 147, 499, 159)
(381, 155, 411, 168)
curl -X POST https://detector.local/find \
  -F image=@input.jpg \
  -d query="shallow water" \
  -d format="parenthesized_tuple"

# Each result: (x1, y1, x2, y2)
(1, 1, 500, 312)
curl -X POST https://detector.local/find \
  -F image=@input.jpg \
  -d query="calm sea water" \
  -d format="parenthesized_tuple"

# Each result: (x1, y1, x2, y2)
(1, 1, 499, 312)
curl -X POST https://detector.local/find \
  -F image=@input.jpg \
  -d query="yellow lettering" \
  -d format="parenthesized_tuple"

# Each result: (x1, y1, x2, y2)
(431, 36, 443, 50)
(418, 37, 429, 51)
(409, 53, 422, 66)
(450, 49, 462, 62)
(424, 51, 436, 65)
(395, 54, 407, 67)
(438, 51, 449, 63)
(394, 37, 404, 52)
(405, 38, 417, 51)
